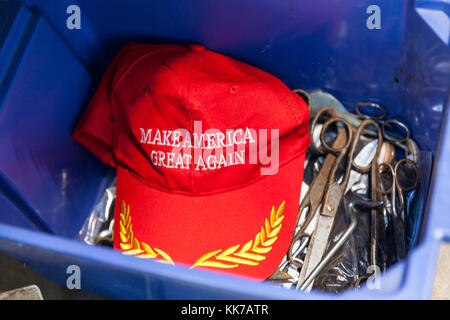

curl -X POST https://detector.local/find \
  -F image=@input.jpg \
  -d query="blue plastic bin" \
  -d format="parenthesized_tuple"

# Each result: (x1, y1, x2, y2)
(0, 0, 449, 299)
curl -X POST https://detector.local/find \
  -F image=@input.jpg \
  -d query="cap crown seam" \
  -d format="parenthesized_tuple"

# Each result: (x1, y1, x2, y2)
(185, 50, 198, 193)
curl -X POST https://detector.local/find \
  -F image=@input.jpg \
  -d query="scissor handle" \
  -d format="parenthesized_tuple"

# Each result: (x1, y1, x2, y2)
(355, 102, 387, 121)
(310, 107, 344, 154)
(351, 119, 383, 173)
(288, 232, 312, 268)
(319, 118, 353, 154)
(378, 158, 419, 199)
(405, 138, 420, 163)
(382, 119, 410, 144)
(377, 162, 395, 194)
(293, 89, 312, 110)
(394, 158, 419, 192)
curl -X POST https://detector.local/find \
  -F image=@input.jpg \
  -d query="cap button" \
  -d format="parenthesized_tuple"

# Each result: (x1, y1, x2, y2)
(189, 43, 205, 52)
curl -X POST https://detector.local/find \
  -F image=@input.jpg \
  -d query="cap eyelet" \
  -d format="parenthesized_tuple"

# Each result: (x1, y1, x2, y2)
(230, 85, 238, 94)
(144, 86, 152, 96)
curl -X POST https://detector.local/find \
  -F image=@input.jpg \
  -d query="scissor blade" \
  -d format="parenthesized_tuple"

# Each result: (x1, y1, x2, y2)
(297, 213, 335, 292)
(392, 209, 407, 260)
(297, 183, 344, 291)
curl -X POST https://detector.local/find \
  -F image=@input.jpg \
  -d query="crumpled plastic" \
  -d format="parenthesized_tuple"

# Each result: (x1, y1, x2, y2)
(311, 143, 432, 293)
(77, 178, 116, 247)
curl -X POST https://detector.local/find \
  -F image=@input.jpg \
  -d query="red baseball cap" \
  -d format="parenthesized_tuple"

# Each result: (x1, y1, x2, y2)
(73, 42, 310, 280)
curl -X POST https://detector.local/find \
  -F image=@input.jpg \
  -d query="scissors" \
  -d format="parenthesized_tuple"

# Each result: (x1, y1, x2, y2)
(313, 100, 417, 163)
(354, 102, 422, 268)
(377, 159, 419, 261)
(351, 107, 388, 269)
(355, 102, 420, 163)
(287, 108, 350, 268)
(296, 119, 382, 291)
(298, 192, 383, 291)
(308, 93, 418, 162)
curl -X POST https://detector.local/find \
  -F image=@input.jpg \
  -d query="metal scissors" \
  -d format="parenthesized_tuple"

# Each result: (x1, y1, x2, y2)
(377, 159, 419, 261)
(287, 108, 350, 268)
(316, 100, 418, 163)
(355, 102, 419, 163)
(298, 192, 383, 291)
(354, 102, 420, 269)
(308, 94, 418, 162)
(297, 119, 382, 291)
(353, 106, 389, 269)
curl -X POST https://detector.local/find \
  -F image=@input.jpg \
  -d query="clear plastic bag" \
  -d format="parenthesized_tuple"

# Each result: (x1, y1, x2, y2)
(269, 115, 432, 293)
(311, 147, 432, 293)
(77, 178, 116, 247)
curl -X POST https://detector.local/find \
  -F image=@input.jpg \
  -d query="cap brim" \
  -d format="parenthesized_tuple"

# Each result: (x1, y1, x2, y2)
(114, 154, 305, 281)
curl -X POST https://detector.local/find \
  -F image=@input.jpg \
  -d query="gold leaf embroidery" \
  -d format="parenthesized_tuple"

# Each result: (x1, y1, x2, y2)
(119, 201, 174, 265)
(191, 201, 286, 269)
(118, 200, 286, 270)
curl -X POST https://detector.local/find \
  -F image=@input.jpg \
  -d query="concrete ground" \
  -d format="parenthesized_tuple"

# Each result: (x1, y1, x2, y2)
(432, 243, 450, 300)
(0, 250, 112, 300)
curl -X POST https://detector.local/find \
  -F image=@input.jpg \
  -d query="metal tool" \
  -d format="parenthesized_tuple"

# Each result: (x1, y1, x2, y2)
(296, 117, 361, 291)
(355, 102, 419, 163)
(373, 140, 396, 270)
(267, 269, 294, 284)
(287, 108, 349, 268)
(382, 119, 420, 163)
(277, 94, 422, 290)
(355, 102, 421, 268)
(357, 121, 384, 270)
(310, 94, 419, 163)
(284, 129, 391, 281)
(80, 181, 116, 246)
(332, 104, 388, 269)
(377, 159, 419, 261)
(93, 217, 114, 246)
(298, 194, 383, 291)
(293, 88, 312, 111)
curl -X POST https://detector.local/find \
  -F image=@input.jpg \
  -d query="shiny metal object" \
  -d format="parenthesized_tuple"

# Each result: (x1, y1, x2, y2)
(355, 102, 387, 121)
(288, 108, 349, 268)
(278, 94, 422, 291)
(293, 88, 312, 111)
(296, 117, 359, 291)
(79, 181, 116, 246)
(298, 196, 383, 291)
(377, 159, 419, 261)
(310, 91, 419, 163)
